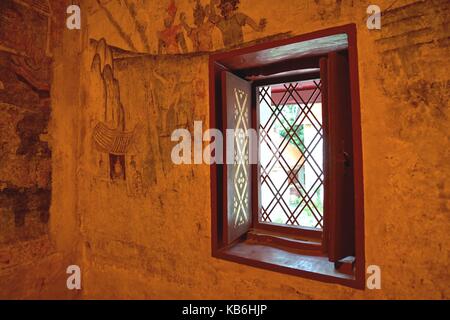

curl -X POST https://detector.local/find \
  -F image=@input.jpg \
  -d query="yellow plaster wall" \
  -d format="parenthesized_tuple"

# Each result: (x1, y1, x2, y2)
(2, 0, 447, 299)
(0, 0, 82, 299)
(66, 0, 449, 299)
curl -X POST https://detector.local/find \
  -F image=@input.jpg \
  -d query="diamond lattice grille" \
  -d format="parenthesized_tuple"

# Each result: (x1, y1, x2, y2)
(259, 80, 324, 229)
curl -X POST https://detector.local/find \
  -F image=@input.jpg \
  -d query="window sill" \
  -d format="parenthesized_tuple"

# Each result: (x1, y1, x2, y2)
(214, 239, 362, 289)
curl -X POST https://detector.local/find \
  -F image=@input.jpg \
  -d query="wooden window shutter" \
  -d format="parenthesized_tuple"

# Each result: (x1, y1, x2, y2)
(222, 71, 252, 244)
(321, 51, 355, 262)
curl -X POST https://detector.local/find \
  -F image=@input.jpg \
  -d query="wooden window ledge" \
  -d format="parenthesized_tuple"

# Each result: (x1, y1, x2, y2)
(215, 239, 359, 288)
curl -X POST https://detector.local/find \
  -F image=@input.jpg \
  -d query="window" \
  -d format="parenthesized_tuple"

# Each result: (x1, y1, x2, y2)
(257, 80, 325, 231)
(209, 24, 365, 288)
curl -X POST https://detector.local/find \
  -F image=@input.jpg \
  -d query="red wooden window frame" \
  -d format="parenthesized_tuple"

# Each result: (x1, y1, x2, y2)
(209, 24, 365, 289)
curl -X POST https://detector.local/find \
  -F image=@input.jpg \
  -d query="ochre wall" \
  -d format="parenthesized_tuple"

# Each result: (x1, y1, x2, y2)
(73, 0, 449, 299)
(0, 0, 448, 299)
(0, 0, 81, 299)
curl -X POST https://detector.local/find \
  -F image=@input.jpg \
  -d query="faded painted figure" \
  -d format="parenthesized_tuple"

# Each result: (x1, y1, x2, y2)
(180, 0, 214, 52)
(157, 0, 188, 54)
(209, 0, 267, 47)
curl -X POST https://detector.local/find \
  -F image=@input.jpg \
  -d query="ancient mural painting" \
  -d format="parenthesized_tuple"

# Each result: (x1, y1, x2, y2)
(159, 0, 267, 52)
(90, 39, 147, 197)
(94, 0, 269, 54)
(0, 0, 52, 242)
(208, 0, 267, 47)
(157, 0, 188, 54)
(181, 0, 267, 50)
(89, 38, 208, 195)
(88, 0, 269, 198)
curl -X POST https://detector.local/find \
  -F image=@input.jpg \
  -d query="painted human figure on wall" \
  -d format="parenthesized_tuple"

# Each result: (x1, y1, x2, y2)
(209, 0, 267, 47)
(128, 156, 145, 197)
(157, 0, 188, 54)
(180, 0, 214, 52)
(152, 70, 182, 137)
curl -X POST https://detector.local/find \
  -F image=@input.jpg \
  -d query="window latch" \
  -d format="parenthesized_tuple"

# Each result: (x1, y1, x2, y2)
(343, 151, 351, 168)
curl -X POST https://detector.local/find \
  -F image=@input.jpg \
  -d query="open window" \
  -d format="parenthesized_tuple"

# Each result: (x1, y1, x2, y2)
(210, 24, 365, 288)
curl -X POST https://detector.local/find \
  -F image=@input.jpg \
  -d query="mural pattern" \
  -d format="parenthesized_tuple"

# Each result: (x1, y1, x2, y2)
(88, 1, 271, 198)
(93, 0, 269, 54)
(0, 0, 52, 242)
(90, 39, 147, 197)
